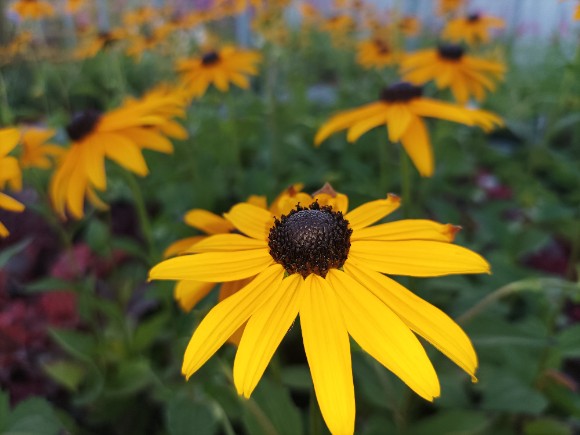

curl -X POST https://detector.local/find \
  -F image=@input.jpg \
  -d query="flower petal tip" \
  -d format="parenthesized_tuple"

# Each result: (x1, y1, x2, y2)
(386, 193, 401, 202)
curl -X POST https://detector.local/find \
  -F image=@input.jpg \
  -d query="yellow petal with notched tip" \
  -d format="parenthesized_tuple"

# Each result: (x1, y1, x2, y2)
(300, 274, 355, 435)
(345, 262, 478, 381)
(234, 273, 303, 397)
(328, 269, 440, 401)
(345, 194, 401, 231)
(181, 264, 285, 378)
(349, 240, 490, 277)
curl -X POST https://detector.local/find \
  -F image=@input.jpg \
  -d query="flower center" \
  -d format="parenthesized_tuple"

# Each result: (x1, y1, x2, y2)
(201, 51, 220, 65)
(66, 110, 102, 142)
(467, 13, 480, 23)
(373, 38, 390, 54)
(380, 82, 423, 103)
(268, 202, 352, 278)
(438, 44, 465, 60)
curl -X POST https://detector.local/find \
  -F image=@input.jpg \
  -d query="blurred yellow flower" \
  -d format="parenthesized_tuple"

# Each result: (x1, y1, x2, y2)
(356, 37, 400, 69)
(150, 191, 488, 435)
(0, 128, 25, 238)
(64, 0, 86, 14)
(176, 46, 262, 99)
(19, 127, 63, 169)
(73, 29, 126, 60)
(9, 0, 55, 19)
(437, 0, 464, 15)
(315, 82, 503, 177)
(443, 13, 505, 45)
(49, 86, 188, 219)
(401, 44, 505, 104)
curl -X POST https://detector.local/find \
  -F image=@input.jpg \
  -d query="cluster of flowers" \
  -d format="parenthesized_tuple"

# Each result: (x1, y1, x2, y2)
(0, 0, 549, 433)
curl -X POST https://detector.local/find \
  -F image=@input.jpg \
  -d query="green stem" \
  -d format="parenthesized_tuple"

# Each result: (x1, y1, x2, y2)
(399, 147, 412, 218)
(123, 171, 155, 264)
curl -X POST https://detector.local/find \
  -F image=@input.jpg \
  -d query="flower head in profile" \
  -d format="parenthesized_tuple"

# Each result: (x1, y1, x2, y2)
(150, 186, 489, 435)
(176, 46, 262, 99)
(443, 13, 505, 45)
(315, 82, 503, 177)
(19, 127, 63, 169)
(356, 37, 399, 69)
(49, 85, 188, 219)
(0, 128, 25, 237)
(9, 0, 55, 20)
(401, 44, 505, 104)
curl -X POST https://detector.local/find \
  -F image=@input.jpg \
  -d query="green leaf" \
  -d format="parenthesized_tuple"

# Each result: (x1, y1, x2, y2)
(407, 410, 490, 435)
(107, 359, 153, 396)
(556, 324, 580, 358)
(166, 394, 219, 435)
(4, 397, 64, 435)
(23, 278, 73, 293)
(48, 328, 96, 362)
(523, 418, 572, 435)
(42, 360, 86, 391)
(132, 312, 169, 352)
(242, 378, 303, 435)
(0, 238, 30, 268)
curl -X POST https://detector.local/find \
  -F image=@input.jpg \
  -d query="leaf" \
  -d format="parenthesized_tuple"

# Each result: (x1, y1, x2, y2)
(556, 324, 580, 358)
(166, 394, 219, 435)
(407, 410, 490, 435)
(4, 397, 65, 435)
(523, 418, 572, 435)
(42, 360, 86, 391)
(23, 278, 73, 293)
(107, 359, 153, 396)
(242, 378, 303, 435)
(132, 312, 169, 352)
(48, 328, 96, 362)
(0, 238, 31, 268)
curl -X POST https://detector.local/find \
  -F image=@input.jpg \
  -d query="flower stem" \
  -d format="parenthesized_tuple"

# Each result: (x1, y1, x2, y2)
(399, 147, 412, 217)
(123, 171, 156, 264)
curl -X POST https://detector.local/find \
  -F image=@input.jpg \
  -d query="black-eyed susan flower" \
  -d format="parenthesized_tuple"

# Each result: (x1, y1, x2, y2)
(19, 127, 63, 169)
(315, 82, 503, 177)
(356, 37, 399, 69)
(396, 16, 421, 37)
(401, 44, 505, 104)
(176, 46, 262, 99)
(443, 13, 505, 45)
(437, 0, 464, 16)
(0, 128, 25, 237)
(9, 0, 55, 20)
(73, 29, 126, 60)
(150, 189, 489, 435)
(49, 85, 188, 219)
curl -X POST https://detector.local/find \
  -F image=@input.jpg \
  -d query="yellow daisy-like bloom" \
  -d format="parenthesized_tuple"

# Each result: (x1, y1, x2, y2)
(150, 191, 489, 435)
(356, 38, 399, 69)
(315, 82, 503, 177)
(176, 46, 262, 99)
(401, 44, 506, 104)
(19, 127, 63, 169)
(49, 86, 188, 219)
(443, 13, 505, 45)
(396, 16, 421, 37)
(122, 6, 158, 27)
(9, 0, 55, 19)
(0, 128, 25, 238)
(73, 29, 126, 60)
(64, 0, 85, 14)
(437, 0, 464, 16)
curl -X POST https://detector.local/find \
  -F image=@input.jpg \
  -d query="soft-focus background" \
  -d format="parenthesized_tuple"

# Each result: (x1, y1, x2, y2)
(0, 0, 579, 434)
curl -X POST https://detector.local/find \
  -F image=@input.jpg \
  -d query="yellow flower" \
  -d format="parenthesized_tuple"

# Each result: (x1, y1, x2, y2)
(176, 46, 262, 99)
(356, 37, 399, 69)
(73, 29, 126, 60)
(397, 16, 421, 37)
(9, 0, 55, 20)
(150, 191, 489, 435)
(19, 127, 63, 169)
(437, 0, 465, 16)
(0, 128, 25, 238)
(49, 85, 188, 219)
(575, 3, 580, 20)
(401, 44, 506, 104)
(122, 6, 158, 27)
(164, 183, 347, 313)
(443, 13, 505, 45)
(315, 82, 503, 177)
(64, 0, 85, 14)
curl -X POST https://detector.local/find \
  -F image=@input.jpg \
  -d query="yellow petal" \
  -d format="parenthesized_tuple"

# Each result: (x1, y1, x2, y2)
(0, 221, 8, 238)
(349, 240, 490, 277)
(328, 269, 440, 401)
(163, 236, 207, 258)
(182, 264, 285, 378)
(300, 274, 355, 435)
(346, 112, 387, 143)
(234, 273, 303, 397)
(344, 194, 401, 231)
(102, 133, 149, 176)
(399, 117, 434, 177)
(345, 262, 477, 381)
(385, 104, 414, 143)
(149, 248, 273, 282)
(0, 192, 25, 212)
(409, 98, 474, 126)
(353, 219, 460, 242)
(224, 203, 273, 241)
(184, 209, 235, 234)
(81, 135, 107, 190)
(0, 128, 20, 157)
(187, 233, 267, 252)
(174, 280, 216, 312)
